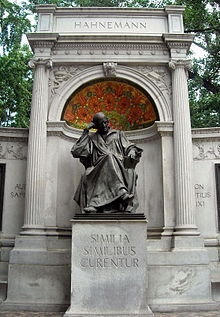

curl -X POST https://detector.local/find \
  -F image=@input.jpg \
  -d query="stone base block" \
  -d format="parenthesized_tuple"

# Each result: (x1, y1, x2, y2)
(0, 235, 71, 312)
(147, 246, 214, 309)
(0, 302, 68, 312)
(64, 214, 154, 317)
(64, 307, 153, 317)
(150, 302, 220, 312)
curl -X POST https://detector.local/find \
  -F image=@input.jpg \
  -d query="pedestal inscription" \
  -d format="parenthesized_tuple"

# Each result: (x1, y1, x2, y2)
(64, 215, 153, 317)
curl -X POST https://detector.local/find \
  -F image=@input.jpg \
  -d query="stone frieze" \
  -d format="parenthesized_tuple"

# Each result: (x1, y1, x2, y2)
(0, 142, 27, 160)
(193, 141, 220, 160)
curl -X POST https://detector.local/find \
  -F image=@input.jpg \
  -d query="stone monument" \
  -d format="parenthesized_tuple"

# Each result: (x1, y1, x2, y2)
(1, 4, 220, 314)
(64, 112, 153, 316)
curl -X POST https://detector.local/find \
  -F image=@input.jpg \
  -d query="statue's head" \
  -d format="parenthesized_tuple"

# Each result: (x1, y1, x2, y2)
(92, 112, 109, 134)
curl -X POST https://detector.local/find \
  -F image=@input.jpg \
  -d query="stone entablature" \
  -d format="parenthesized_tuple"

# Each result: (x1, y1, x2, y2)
(36, 5, 184, 35)
(27, 6, 193, 64)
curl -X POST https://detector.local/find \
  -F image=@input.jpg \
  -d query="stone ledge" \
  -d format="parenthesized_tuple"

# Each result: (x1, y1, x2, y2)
(73, 212, 146, 220)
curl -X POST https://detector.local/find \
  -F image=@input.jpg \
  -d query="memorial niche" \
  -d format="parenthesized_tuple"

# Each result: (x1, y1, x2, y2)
(68, 79, 158, 214)
(71, 112, 143, 214)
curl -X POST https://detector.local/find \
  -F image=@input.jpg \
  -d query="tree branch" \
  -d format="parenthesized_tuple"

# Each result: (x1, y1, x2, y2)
(189, 70, 220, 94)
(185, 27, 220, 33)
(192, 41, 208, 51)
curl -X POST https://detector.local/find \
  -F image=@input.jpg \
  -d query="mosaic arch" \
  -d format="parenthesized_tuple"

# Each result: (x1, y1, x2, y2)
(62, 79, 159, 131)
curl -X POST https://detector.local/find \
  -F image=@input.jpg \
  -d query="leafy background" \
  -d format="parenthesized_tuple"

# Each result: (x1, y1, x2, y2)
(0, 0, 219, 128)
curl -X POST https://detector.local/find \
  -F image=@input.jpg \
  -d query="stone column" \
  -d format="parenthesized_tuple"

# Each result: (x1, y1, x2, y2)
(169, 59, 199, 236)
(22, 58, 52, 233)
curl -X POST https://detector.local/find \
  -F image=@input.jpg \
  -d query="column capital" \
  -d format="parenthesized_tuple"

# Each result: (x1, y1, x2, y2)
(169, 59, 192, 71)
(28, 58, 53, 69)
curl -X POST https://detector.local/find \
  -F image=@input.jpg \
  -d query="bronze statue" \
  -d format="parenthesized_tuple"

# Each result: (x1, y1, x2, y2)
(71, 112, 142, 213)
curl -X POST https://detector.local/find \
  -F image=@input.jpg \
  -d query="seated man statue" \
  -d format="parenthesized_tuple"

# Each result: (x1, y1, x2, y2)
(71, 112, 143, 213)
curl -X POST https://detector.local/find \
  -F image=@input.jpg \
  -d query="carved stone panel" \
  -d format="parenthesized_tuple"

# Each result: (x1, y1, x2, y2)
(193, 141, 220, 160)
(49, 65, 86, 96)
(0, 142, 27, 160)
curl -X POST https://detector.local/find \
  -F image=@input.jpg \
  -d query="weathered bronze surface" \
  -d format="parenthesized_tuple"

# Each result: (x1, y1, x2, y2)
(71, 112, 142, 213)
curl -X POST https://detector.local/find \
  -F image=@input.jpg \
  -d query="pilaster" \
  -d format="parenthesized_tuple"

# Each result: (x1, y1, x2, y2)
(156, 122, 175, 240)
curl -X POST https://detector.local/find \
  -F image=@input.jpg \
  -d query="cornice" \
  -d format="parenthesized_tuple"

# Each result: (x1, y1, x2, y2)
(192, 127, 220, 140)
(163, 33, 194, 51)
(35, 5, 181, 16)
(27, 33, 59, 51)
(0, 127, 29, 141)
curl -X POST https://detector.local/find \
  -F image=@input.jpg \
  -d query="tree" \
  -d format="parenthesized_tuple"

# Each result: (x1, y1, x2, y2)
(0, 0, 33, 127)
(174, 0, 220, 127)
(0, 0, 219, 128)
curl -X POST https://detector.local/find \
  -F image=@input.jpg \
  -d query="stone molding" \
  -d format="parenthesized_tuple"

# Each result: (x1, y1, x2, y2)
(48, 64, 172, 123)
(156, 121, 174, 137)
(192, 127, 220, 139)
(47, 121, 160, 143)
(163, 33, 194, 49)
(30, 41, 56, 49)
(49, 41, 170, 63)
(0, 127, 28, 140)
(54, 42, 167, 52)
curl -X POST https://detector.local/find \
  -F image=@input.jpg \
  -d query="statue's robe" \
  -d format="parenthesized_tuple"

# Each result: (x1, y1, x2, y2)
(71, 129, 142, 213)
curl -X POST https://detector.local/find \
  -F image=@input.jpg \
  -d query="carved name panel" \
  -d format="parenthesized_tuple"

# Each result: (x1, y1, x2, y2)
(54, 17, 168, 35)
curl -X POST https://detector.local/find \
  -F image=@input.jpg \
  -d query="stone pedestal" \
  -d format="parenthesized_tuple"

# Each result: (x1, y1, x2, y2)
(64, 213, 153, 317)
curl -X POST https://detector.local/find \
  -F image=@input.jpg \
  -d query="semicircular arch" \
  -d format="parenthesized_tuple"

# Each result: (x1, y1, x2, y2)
(48, 65, 172, 123)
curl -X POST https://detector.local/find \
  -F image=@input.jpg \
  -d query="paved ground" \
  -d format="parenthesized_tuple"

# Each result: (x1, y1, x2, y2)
(0, 312, 220, 317)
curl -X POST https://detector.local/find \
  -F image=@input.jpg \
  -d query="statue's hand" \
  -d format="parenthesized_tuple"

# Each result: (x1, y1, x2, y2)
(83, 122, 95, 133)
(85, 122, 96, 130)
(128, 149, 136, 160)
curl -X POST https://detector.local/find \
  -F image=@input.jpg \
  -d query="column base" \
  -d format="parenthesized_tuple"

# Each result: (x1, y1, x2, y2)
(20, 225, 71, 236)
(161, 226, 174, 237)
(174, 224, 200, 236)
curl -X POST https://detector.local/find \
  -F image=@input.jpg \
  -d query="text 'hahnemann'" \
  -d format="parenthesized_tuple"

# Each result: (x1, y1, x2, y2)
(80, 233, 140, 269)
(73, 20, 147, 30)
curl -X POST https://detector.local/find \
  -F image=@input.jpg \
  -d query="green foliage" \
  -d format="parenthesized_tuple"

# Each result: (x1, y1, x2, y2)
(0, 0, 219, 128)
(0, 0, 32, 54)
(174, 0, 220, 127)
(0, 45, 33, 127)
(0, 0, 33, 127)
